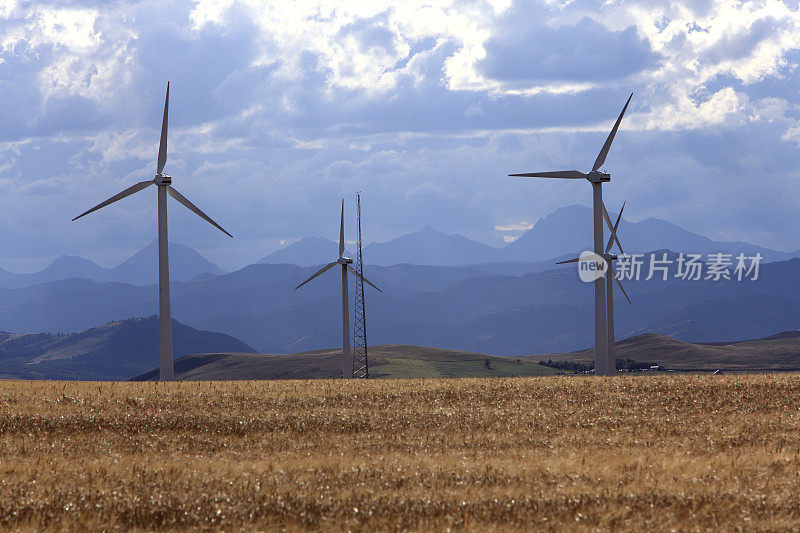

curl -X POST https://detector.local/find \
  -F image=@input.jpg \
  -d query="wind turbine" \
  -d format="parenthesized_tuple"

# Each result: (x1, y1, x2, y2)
(509, 93, 632, 376)
(72, 82, 232, 381)
(294, 201, 382, 379)
(557, 201, 631, 373)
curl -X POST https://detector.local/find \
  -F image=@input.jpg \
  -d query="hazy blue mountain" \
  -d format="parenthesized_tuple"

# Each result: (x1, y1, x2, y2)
(261, 206, 791, 269)
(108, 240, 225, 285)
(363, 226, 501, 266)
(502, 205, 790, 263)
(0, 316, 254, 380)
(259, 236, 354, 265)
(0, 254, 799, 360)
(0, 255, 108, 288)
(40, 255, 108, 280)
(0, 206, 791, 293)
(0, 241, 225, 289)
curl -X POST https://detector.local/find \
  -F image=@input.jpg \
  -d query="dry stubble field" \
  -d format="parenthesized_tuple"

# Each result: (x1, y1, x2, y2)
(1, 375, 800, 531)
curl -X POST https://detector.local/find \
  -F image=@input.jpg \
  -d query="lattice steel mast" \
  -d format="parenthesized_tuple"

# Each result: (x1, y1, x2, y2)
(352, 192, 369, 379)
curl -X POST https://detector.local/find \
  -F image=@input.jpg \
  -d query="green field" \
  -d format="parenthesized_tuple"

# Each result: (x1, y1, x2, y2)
(131, 329, 800, 381)
(133, 345, 559, 380)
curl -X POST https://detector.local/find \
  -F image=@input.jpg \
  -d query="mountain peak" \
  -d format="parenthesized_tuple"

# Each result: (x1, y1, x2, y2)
(46, 255, 100, 268)
(110, 241, 225, 284)
(551, 204, 590, 215)
(419, 225, 443, 234)
(41, 255, 104, 277)
(258, 236, 352, 266)
(364, 226, 497, 266)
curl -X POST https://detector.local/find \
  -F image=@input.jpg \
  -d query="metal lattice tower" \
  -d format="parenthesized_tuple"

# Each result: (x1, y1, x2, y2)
(352, 193, 369, 379)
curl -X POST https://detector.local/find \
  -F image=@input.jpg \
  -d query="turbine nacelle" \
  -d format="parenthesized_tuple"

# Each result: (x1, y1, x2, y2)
(294, 201, 381, 294)
(507, 93, 632, 185)
(587, 171, 610, 183)
(154, 173, 172, 186)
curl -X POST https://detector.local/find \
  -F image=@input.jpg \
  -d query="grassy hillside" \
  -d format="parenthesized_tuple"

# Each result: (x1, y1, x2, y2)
(0, 317, 254, 380)
(132, 329, 800, 381)
(2, 377, 800, 530)
(549, 331, 800, 370)
(132, 344, 559, 380)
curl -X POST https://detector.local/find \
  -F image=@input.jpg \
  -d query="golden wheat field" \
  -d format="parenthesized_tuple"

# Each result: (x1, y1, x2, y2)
(1, 375, 800, 531)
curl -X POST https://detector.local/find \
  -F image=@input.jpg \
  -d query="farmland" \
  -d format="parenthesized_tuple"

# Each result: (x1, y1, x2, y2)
(2, 375, 800, 530)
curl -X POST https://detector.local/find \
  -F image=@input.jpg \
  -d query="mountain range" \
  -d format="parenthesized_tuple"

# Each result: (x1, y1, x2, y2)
(260, 205, 793, 267)
(0, 241, 225, 288)
(1, 253, 799, 357)
(0, 203, 799, 370)
(0, 205, 793, 290)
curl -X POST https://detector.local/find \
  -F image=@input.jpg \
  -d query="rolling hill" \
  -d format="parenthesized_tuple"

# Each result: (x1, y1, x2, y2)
(0, 317, 254, 380)
(131, 329, 800, 381)
(131, 345, 560, 380)
(549, 330, 800, 370)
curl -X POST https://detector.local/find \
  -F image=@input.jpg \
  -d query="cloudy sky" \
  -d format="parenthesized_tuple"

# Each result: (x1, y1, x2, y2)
(2, 0, 800, 271)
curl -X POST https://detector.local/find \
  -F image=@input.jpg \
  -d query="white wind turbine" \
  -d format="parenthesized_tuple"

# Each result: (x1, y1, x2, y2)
(557, 201, 631, 372)
(509, 93, 632, 376)
(73, 82, 232, 381)
(294, 201, 382, 379)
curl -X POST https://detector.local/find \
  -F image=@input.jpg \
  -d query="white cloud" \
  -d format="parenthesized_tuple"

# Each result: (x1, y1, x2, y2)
(495, 222, 533, 231)
(3, 0, 800, 269)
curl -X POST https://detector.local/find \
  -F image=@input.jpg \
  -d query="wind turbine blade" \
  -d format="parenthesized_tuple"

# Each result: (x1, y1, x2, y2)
(347, 265, 383, 293)
(167, 186, 232, 238)
(508, 170, 587, 179)
(591, 92, 633, 172)
(295, 262, 337, 290)
(339, 200, 345, 258)
(556, 257, 580, 264)
(157, 82, 169, 175)
(611, 268, 632, 305)
(602, 202, 624, 255)
(605, 200, 626, 254)
(72, 180, 153, 221)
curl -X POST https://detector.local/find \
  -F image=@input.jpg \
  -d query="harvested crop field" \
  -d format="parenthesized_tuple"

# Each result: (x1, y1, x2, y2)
(1, 375, 800, 531)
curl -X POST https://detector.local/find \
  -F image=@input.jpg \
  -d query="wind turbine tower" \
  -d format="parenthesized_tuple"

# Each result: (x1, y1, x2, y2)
(295, 201, 382, 378)
(558, 201, 631, 372)
(73, 82, 232, 381)
(602, 202, 631, 368)
(509, 93, 632, 376)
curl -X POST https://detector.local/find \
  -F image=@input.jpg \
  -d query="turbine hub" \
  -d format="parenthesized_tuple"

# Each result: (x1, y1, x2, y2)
(338, 257, 353, 264)
(154, 173, 171, 186)
(586, 170, 610, 183)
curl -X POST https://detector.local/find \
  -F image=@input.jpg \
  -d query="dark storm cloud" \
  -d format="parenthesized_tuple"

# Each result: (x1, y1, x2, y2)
(479, 15, 659, 83)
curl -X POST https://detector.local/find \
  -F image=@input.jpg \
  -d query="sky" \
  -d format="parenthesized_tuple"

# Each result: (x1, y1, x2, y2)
(2, 0, 800, 271)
